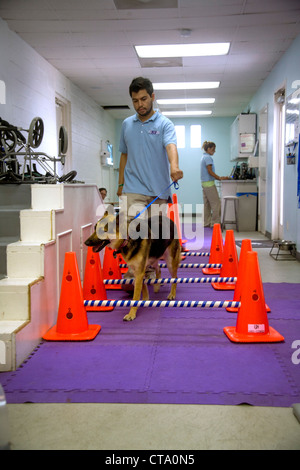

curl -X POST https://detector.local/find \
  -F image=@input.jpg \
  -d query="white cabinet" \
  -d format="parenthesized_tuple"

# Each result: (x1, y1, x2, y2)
(230, 113, 256, 161)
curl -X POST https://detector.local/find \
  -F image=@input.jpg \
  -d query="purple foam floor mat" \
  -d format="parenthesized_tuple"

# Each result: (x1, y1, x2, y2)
(1, 278, 300, 407)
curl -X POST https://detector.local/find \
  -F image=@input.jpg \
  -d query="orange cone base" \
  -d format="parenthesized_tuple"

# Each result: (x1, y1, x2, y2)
(202, 268, 221, 275)
(223, 325, 284, 343)
(43, 324, 101, 341)
(86, 305, 114, 312)
(226, 303, 271, 313)
(105, 284, 122, 290)
(211, 282, 236, 290)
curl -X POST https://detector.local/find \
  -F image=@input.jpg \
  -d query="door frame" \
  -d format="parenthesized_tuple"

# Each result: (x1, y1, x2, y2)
(258, 104, 268, 234)
(272, 85, 286, 240)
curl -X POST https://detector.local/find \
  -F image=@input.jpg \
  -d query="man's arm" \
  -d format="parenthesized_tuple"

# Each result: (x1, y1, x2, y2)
(117, 152, 127, 196)
(165, 143, 183, 182)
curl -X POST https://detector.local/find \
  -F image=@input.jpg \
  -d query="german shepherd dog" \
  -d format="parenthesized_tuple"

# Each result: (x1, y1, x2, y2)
(85, 211, 181, 321)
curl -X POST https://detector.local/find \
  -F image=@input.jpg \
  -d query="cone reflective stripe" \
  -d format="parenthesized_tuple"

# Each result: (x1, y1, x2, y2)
(102, 247, 122, 290)
(83, 247, 114, 311)
(226, 239, 271, 313)
(223, 251, 284, 343)
(202, 224, 223, 275)
(211, 230, 238, 290)
(43, 252, 101, 341)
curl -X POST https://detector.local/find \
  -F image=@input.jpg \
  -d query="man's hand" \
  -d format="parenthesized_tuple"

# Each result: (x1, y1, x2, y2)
(171, 167, 184, 182)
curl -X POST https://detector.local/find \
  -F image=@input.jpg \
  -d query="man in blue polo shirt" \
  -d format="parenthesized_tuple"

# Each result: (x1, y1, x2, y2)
(117, 77, 183, 283)
(117, 77, 183, 214)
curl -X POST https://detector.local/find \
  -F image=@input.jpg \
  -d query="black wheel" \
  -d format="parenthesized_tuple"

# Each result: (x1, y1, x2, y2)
(28, 117, 44, 148)
(1, 130, 17, 152)
(58, 170, 77, 183)
(59, 126, 68, 155)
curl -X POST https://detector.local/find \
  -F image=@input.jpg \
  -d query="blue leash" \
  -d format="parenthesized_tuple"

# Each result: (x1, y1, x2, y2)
(133, 181, 179, 220)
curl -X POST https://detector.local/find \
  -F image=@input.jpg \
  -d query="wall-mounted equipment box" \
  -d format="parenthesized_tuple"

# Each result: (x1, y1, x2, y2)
(230, 113, 256, 161)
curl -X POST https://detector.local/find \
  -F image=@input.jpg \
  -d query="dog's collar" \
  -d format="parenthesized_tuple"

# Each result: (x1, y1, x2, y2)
(113, 239, 128, 258)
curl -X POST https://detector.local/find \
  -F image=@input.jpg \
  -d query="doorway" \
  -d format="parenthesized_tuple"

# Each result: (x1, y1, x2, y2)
(258, 105, 268, 234)
(55, 94, 72, 175)
(272, 88, 285, 240)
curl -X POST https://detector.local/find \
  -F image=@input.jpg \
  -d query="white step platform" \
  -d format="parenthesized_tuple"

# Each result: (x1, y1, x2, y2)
(0, 184, 102, 371)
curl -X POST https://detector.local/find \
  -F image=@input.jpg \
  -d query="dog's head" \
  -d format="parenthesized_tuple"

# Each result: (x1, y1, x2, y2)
(85, 211, 121, 252)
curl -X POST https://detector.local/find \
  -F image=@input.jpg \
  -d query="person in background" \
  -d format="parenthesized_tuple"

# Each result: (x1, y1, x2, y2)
(200, 141, 229, 227)
(99, 187, 107, 200)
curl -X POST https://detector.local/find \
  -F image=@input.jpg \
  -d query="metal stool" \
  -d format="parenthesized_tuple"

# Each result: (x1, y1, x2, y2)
(221, 196, 239, 231)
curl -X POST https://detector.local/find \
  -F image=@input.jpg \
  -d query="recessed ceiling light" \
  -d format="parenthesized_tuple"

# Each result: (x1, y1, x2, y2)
(135, 43, 230, 58)
(286, 109, 299, 115)
(289, 98, 300, 104)
(157, 98, 215, 105)
(162, 111, 212, 116)
(153, 82, 220, 90)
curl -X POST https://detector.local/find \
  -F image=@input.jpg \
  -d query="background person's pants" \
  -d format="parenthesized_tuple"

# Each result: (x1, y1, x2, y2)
(202, 184, 221, 227)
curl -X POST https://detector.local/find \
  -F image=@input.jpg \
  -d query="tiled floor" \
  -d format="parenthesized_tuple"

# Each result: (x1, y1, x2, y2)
(2, 230, 300, 450)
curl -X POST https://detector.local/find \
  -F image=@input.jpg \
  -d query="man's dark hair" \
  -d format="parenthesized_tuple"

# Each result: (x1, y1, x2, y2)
(129, 77, 154, 97)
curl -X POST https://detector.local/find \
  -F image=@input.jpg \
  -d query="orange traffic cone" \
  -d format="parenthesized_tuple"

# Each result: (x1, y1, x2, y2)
(83, 247, 114, 311)
(43, 252, 101, 341)
(224, 251, 284, 343)
(226, 239, 252, 312)
(102, 246, 122, 290)
(118, 253, 128, 274)
(226, 239, 271, 313)
(202, 223, 223, 275)
(211, 230, 238, 290)
(172, 193, 187, 249)
(167, 203, 184, 259)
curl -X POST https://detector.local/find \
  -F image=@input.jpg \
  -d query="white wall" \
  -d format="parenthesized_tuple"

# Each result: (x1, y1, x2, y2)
(246, 33, 300, 250)
(0, 18, 116, 196)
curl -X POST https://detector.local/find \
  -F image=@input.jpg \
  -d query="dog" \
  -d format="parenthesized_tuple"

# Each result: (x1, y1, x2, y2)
(85, 211, 181, 321)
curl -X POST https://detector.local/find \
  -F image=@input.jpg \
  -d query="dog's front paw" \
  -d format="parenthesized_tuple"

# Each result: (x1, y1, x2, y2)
(123, 312, 136, 321)
(153, 285, 161, 294)
(167, 292, 176, 300)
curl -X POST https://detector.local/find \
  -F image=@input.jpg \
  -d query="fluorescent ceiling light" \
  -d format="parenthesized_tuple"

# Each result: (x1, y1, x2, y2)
(288, 98, 300, 104)
(153, 82, 220, 90)
(135, 43, 230, 58)
(157, 98, 215, 105)
(162, 111, 212, 116)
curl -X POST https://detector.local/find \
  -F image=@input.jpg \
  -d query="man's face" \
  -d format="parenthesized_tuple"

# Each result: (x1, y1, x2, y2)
(131, 89, 154, 119)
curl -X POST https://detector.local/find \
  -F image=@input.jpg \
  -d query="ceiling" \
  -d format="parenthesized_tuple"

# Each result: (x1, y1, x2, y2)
(1, 0, 300, 120)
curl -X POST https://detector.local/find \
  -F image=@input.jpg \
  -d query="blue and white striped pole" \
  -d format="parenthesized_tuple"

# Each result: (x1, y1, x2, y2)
(103, 276, 236, 286)
(119, 263, 222, 269)
(84, 299, 241, 309)
(181, 251, 210, 256)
